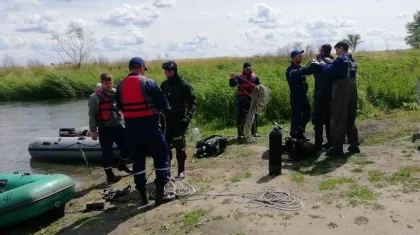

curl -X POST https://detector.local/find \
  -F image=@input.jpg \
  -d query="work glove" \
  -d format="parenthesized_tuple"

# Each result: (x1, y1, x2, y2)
(180, 118, 190, 130)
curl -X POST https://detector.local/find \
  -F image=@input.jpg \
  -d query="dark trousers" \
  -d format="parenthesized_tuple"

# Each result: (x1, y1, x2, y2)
(161, 114, 187, 171)
(290, 92, 311, 135)
(125, 119, 170, 190)
(237, 96, 258, 136)
(98, 125, 130, 170)
(312, 92, 332, 148)
(330, 77, 360, 148)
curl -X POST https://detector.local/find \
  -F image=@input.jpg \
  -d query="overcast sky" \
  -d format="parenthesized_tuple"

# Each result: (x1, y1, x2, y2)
(0, 0, 418, 65)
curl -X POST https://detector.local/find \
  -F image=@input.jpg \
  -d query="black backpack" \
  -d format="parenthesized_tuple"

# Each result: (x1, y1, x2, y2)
(195, 135, 228, 158)
(284, 137, 317, 161)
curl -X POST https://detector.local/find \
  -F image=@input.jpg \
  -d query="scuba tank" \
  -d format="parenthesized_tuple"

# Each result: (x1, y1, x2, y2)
(269, 122, 283, 176)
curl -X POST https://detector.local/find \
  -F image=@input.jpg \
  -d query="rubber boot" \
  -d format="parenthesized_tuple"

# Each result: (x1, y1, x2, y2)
(138, 187, 149, 206)
(117, 158, 133, 174)
(154, 184, 174, 206)
(105, 169, 121, 183)
(348, 145, 360, 153)
(325, 146, 344, 157)
(175, 150, 186, 179)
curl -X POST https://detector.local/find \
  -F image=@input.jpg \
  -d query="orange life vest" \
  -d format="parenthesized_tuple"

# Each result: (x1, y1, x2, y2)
(119, 74, 158, 118)
(95, 90, 122, 123)
(238, 72, 257, 96)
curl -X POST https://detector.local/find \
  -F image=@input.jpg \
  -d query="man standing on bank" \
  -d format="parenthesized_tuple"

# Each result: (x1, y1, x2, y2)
(318, 41, 360, 156)
(88, 73, 133, 183)
(229, 62, 261, 139)
(285, 50, 311, 141)
(116, 57, 173, 206)
(312, 44, 335, 151)
(160, 61, 197, 179)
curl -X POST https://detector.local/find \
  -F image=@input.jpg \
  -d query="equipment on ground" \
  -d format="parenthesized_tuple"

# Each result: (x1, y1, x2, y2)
(195, 135, 228, 158)
(268, 123, 283, 175)
(0, 173, 75, 228)
(284, 137, 317, 161)
(28, 136, 121, 162)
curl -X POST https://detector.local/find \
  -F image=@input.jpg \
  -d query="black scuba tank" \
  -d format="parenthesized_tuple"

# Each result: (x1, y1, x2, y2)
(269, 122, 283, 176)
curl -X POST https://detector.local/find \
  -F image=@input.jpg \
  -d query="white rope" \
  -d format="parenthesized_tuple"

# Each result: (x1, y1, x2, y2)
(163, 180, 303, 211)
(243, 84, 271, 138)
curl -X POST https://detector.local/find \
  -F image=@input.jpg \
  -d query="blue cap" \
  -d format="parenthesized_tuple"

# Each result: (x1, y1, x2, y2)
(243, 62, 252, 69)
(129, 57, 148, 70)
(290, 50, 304, 58)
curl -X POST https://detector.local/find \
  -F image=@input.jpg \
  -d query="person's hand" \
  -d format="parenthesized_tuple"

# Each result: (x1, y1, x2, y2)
(180, 118, 190, 129)
(230, 72, 236, 79)
(91, 131, 98, 140)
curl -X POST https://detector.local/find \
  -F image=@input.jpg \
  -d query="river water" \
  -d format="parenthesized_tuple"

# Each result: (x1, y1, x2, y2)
(0, 98, 96, 184)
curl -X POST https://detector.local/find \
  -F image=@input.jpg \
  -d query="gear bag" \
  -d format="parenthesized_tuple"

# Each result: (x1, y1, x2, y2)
(284, 137, 317, 161)
(195, 135, 228, 158)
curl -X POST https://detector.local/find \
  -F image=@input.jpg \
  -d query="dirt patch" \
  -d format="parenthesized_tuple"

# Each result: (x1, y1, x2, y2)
(5, 110, 420, 235)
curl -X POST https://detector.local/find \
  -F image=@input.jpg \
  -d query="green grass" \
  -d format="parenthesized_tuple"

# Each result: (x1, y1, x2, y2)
(2, 50, 420, 128)
(319, 177, 354, 190)
(183, 208, 209, 227)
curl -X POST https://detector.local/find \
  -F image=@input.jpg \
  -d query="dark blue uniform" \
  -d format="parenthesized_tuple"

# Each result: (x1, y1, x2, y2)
(285, 62, 311, 138)
(321, 53, 360, 155)
(312, 55, 334, 150)
(229, 72, 260, 138)
(115, 73, 171, 198)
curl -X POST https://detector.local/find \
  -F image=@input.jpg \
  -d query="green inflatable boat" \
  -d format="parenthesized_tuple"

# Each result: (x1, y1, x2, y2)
(0, 173, 76, 228)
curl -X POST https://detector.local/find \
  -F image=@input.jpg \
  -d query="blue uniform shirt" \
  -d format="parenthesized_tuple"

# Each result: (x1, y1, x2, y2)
(285, 62, 308, 91)
(322, 53, 357, 81)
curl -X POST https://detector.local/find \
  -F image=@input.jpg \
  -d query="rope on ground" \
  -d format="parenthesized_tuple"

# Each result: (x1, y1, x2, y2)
(243, 84, 271, 138)
(164, 180, 303, 211)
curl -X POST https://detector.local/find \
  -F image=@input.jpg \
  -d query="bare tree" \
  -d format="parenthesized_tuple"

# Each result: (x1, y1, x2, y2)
(343, 34, 364, 52)
(3, 54, 17, 68)
(51, 26, 98, 68)
(27, 57, 45, 68)
(384, 40, 391, 51)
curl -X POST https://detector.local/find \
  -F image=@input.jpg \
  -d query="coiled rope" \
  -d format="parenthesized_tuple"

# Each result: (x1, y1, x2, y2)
(242, 84, 271, 138)
(163, 179, 303, 211)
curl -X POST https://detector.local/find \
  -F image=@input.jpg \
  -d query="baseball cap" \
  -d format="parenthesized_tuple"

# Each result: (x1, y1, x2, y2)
(243, 62, 252, 69)
(128, 57, 148, 70)
(162, 61, 177, 71)
(290, 50, 304, 58)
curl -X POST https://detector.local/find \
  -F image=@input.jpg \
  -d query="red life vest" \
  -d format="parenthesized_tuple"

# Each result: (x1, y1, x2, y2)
(119, 74, 158, 118)
(95, 90, 122, 123)
(238, 72, 257, 96)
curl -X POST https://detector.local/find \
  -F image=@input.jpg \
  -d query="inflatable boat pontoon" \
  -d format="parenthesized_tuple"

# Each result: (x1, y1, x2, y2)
(28, 136, 121, 162)
(0, 173, 75, 228)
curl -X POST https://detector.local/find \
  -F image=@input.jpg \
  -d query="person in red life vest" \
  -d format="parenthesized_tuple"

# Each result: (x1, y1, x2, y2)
(160, 61, 197, 179)
(115, 57, 174, 206)
(88, 72, 133, 183)
(229, 62, 261, 139)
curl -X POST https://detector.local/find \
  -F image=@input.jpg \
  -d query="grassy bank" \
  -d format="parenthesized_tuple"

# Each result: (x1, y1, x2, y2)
(1, 50, 419, 128)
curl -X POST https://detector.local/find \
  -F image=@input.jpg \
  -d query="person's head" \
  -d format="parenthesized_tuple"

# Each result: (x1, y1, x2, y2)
(161, 61, 178, 79)
(128, 57, 148, 75)
(290, 50, 304, 65)
(100, 72, 113, 90)
(242, 62, 253, 75)
(334, 41, 349, 56)
(319, 44, 332, 56)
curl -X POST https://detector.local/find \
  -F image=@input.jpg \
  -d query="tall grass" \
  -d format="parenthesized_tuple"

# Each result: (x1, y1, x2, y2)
(1, 50, 419, 128)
